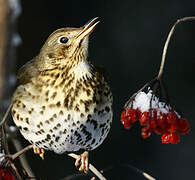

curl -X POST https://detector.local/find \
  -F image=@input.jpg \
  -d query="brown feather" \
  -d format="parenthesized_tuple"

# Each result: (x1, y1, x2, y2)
(17, 58, 39, 84)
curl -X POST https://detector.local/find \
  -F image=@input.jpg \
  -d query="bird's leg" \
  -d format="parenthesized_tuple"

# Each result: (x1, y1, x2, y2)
(33, 145, 45, 159)
(75, 151, 89, 173)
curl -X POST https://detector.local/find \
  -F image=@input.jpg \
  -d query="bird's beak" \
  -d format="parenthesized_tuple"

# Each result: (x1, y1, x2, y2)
(73, 17, 100, 42)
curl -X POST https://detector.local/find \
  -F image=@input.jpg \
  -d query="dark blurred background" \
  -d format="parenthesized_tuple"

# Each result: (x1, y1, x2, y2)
(13, 0, 195, 179)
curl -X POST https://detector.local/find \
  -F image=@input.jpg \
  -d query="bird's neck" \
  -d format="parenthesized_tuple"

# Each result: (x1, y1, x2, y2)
(69, 61, 93, 81)
(36, 48, 94, 82)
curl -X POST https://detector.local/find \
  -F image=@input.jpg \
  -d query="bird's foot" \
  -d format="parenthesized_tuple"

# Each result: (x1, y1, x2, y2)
(33, 145, 45, 159)
(75, 151, 89, 173)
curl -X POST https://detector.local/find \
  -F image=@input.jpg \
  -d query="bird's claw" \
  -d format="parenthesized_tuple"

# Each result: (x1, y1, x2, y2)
(75, 151, 89, 173)
(33, 145, 45, 160)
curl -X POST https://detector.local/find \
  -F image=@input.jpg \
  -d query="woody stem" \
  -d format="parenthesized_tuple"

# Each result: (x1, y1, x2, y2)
(157, 16, 195, 80)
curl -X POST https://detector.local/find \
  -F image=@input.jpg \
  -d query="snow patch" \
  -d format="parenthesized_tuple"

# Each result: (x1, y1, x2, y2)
(132, 90, 170, 114)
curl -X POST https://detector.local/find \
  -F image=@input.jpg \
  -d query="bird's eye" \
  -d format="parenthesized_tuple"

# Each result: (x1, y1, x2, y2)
(60, 37, 68, 44)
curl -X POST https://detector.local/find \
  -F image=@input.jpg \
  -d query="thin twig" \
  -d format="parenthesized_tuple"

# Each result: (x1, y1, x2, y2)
(125, 16, 195, 109)
(0, 103, 12, 126)
(10, 162, 24, 180)
(11, 139, 35, 177)
(157, 16, 195, 79)
(0, 103, 13, 155)
(61, 172, 91, 180)
(5, 144, 33, 160)
(100, 163, 156, 180)
(68, 153, 106, 180)
(122, 164, 156, 180)
(3, 126, 10, 155)
(124, 78, 156, 109)
(1, 145, 106, 180)
(62, 161, 157, 180)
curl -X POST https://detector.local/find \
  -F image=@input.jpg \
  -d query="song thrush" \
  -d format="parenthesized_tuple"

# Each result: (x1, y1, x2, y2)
(11, 17, 113, 172)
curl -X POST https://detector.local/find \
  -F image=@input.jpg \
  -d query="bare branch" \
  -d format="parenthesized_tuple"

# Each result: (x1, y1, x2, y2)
(2, 145, 107, 180)
(4, 144, 33, 160)
(157, 16, 195, 79)
(61, 172, 90, 180)
(0, 103, 12, 126)
(122, 164, 156, 180)
(10, 163, 24, 180)
(11, 138, 35, 177)
(68, 153, 107, 180)
(125, 16, 195, 109)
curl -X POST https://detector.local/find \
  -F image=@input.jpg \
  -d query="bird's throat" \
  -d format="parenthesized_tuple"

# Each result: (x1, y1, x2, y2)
(71, 61, 93, 81)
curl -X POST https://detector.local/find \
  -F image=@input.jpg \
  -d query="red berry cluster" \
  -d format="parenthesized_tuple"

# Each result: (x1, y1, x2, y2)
(121, 108, 190, 144)
(0, 167, 15, 180)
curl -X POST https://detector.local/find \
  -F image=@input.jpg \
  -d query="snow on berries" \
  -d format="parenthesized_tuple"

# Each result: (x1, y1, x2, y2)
(121, 90, 190, 144)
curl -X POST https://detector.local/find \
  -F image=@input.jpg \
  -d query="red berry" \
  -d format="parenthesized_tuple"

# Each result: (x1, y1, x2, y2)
(0, 168, 15, 180)
(169, 132, 180, 144)
(168, 124, 177, 133)
(152, 109, 157, 119)
(154, 126, 166, 135)
(120, 110, 127, 124)
(167, 110, 178, 125)
(161, 132, 171, 143)
(121, 110, 132, 129)
(178, 118, 190, 134)
(123, 120, 132, 130)
(139, 112, 150, 126)
(136, 108, 141, 117)
(157, 112, 169, 130)
(127, 109, 137, 123)
(161, 132, 180, 144)
(149, 117, 157, 130)
(141, 126, 151, 139)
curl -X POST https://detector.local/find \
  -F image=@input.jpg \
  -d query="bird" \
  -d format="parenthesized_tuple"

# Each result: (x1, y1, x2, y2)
(11, 17, 113, 173)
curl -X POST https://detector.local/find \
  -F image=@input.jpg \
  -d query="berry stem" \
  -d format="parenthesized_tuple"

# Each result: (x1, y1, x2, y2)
(150, 80, 159, 106)
(124, 78, 156, 109)
(157, 16, 195, 80)
(159, 79, 171, 104)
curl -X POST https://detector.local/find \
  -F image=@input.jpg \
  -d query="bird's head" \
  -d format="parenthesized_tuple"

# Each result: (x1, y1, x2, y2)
(38, 17, 99, 70)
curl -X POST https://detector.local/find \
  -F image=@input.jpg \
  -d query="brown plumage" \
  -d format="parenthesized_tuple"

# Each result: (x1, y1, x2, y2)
(11, 18, 113, 172)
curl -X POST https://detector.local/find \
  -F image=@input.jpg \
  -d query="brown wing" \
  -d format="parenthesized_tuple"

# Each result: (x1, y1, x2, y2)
(17, 58, 39, 84)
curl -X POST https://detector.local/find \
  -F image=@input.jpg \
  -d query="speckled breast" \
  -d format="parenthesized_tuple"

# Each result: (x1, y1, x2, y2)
(12, 70, 113, 153)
